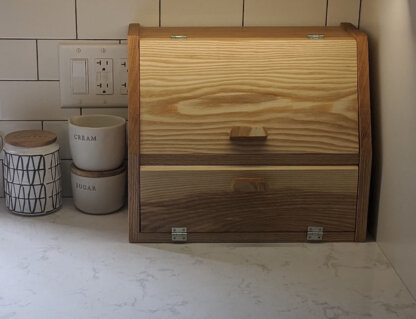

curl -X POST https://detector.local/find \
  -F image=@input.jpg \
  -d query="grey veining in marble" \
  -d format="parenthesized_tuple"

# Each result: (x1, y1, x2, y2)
(0, 199, 415, 319)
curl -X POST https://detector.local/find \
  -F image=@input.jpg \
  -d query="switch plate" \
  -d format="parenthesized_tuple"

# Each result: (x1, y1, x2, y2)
(59, 43, 127, 107)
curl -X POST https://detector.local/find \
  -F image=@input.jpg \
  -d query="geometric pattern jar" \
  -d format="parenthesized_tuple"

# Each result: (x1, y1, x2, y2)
(2, 130, 63, 216)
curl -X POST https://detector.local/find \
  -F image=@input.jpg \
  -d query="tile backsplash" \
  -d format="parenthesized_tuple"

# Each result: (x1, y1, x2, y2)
(0, 0, 361, 197)
(244, 0, 328, 26)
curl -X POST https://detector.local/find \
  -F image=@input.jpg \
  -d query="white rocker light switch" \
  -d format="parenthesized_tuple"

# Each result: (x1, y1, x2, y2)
(71, 59, 88, 94)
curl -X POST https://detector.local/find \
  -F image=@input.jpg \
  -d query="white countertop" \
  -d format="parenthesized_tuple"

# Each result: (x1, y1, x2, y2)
(0, 199, 415, 319)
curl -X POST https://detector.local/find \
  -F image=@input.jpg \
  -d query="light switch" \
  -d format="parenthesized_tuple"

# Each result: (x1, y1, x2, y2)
(71, 59, 88, 94)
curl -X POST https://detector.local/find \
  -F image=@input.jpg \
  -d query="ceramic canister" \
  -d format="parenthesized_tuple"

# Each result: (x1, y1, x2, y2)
(3, 130, 63, 216)
(71, 163, 126, 214)
(68, 114, 126, 171)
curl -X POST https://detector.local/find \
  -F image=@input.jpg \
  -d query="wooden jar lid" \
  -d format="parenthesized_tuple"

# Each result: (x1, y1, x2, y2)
(71, 162, 126, 178)
(5, 130, 57, 148)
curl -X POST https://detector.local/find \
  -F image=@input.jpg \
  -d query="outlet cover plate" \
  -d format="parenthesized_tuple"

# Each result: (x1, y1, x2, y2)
(59, 43, 127, 107)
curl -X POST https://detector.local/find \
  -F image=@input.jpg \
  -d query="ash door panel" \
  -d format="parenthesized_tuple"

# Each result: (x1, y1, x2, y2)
(140, 166, 358, 233)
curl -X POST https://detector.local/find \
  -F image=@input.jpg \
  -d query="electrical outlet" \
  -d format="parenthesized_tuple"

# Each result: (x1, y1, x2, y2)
(95, 58, 113, 95)
(59, 43, 127, 107)
(119, 58, 128, 95)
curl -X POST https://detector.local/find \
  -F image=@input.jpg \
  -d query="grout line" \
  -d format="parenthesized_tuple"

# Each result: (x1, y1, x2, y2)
(0, 37, 77, 40)
(0, 119, 57, 122)
(35, 40, 39, 80)
(75, 0, 79, 39)
(0, 119, 71, 122)
(358, 0, 362, 29)
(80, 108, 83, 115)
(0, 80, 59, 82)
(0, 38, 123, 41)
(41, 120, 44, 130)
(376, 242, 416, 302)
(159, 0, 162, 27)
(325, 0, 329, 26)
(242, 0, 245, 27)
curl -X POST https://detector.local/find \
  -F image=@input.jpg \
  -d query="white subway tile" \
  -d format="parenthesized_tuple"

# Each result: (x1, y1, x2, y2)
(77, 0, 159, 39)
(43, 121, 71, 160)
(0, 0, 76, 39)
(61, 160, 73, 197)
(82, 108, 128, 119)
(327, 0, 360, 27)
(0, 160, 3, 198)
(244, 0, 327, 26)
(38, 40, 119, 80)
(161, 0, 243, 26)
(0, 82, 79, 121)
(0, 41, 37, 80)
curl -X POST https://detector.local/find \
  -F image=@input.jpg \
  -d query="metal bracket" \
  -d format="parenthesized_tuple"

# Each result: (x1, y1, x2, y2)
(171, 35, 187, 40)
(307, 34, 325, 40)
(172, 227, 187, 242)
(307, 226, 323, 241)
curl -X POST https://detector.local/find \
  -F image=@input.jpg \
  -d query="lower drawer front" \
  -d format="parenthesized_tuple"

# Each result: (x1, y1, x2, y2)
(140, 166, 358, 233)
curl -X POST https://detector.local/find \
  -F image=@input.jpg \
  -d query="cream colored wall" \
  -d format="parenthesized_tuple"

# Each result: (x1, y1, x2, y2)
(360, 0, 416, 297)
(0, 0, 360, 198)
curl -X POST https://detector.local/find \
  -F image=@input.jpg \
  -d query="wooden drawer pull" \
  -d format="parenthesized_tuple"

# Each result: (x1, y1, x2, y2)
(229, 126, 268, 141)
(232, 178, 269, 192)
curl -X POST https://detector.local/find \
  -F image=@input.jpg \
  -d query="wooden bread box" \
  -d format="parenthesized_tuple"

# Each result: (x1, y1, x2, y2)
(127, 23, 371, 243)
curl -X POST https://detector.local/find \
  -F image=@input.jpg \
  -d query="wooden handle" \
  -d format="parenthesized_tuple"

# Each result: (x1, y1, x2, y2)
(232, 178, 269, 192)
(229, 126, 268, 141)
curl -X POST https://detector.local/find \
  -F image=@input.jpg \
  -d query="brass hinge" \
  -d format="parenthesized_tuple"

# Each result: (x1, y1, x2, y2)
(307, 226, 323, 241)
(171, 227, 187, 242)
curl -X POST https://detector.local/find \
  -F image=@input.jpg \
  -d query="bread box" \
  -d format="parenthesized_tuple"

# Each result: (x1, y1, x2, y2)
(127, 23, 371, 243)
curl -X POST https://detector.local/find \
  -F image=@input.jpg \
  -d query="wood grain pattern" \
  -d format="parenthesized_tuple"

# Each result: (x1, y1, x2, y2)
(128, 25, 370, 243)
(342, 23, 372, 242)
(232, 177, 268, 192)
(140, 27, 353, 40)
(140, 166, 358, 233)
(134, 231, 355, 243)
(128, 24, 141, 242)
(71, 163, 126, 178)
(140, 153, 359, 166)
(140, 37, 359, 155)
(5, 130, 56, 147)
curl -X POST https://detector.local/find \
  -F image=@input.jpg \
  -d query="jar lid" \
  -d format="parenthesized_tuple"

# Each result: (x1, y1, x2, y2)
(5, 130, 57, 148)
(71, 162, 126, 178)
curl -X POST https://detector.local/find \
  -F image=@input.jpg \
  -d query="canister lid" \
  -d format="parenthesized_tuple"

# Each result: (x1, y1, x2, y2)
(71, 162, 126, 178)
(5, 130, 57, 148)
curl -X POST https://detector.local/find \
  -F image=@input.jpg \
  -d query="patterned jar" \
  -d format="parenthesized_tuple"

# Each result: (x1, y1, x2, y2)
(2, 130, 63, 216)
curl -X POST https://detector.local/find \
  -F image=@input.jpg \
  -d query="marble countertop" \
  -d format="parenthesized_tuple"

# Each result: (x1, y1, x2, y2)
(0, 199, 415, 319)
